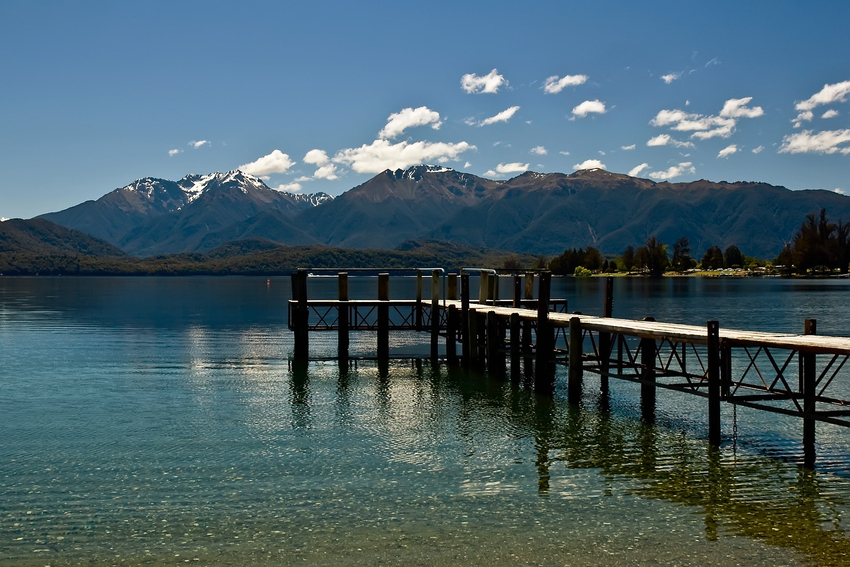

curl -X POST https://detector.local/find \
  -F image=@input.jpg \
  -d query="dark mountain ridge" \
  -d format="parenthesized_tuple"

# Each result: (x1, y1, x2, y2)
(34, 165, 850, 260)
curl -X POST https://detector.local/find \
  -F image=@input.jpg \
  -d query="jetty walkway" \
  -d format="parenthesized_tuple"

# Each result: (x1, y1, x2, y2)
(288, 268, 850, 467)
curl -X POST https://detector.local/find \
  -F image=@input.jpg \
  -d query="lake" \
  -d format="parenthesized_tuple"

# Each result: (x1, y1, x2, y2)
(2, 275, 850, 566)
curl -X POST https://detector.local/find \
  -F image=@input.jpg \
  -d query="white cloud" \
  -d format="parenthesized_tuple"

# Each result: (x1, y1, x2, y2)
(543, 74, 588, 94)
(168, 149, 180, 156)
(273, 182, 302, 192)
(303, 149, 330, 165)
(479, 106, 521, 126)
(621, 144, 636, 150)
(779, 129, 850, 154)
(796, 81, 850, 111)
(530, 146, 547, 155)
(239, 149, 296, 176)
(646, 134, 694, 148)
(651, 97, 762, 140)
(717, 144, 738, 158)
(571, 100, 607, 118)
(333, 139, 475, 173)
(720, 97, 764, 118)
(312, 163, 339, 180)
(792, 110, 814, 128)
(379, 106, 442, 139)
(648, 162, 695, 180)
(189, 140, 209, 149)
(823, 109, 840, 119)
(629, 163, 650, 177)
(461, 69, 506, 94)
(496, 162, 529, 174)
(661, 72, 681, 84)
(752, 145, 764, 154)
(573, 159, 606, 170)
(463, 161, 472, 168)
(294, 176, 312, 182)
(835, 188, 845, 195)
(559, 150, 570, 156)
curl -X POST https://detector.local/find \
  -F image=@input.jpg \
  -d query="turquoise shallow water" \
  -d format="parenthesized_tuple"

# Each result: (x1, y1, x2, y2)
(2, 276, 850, 566)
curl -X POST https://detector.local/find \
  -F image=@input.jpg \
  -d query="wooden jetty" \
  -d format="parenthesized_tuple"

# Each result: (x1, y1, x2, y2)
(289, 268, 850, 468)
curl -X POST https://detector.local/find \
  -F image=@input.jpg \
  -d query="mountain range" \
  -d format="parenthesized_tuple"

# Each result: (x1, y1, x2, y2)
(27, 165, 850, 260)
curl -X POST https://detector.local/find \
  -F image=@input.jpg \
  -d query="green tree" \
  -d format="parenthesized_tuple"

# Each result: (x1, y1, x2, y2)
(724, 245, 744, 268)
(636, 236, 669, 277)
(671, 237, 692, 272)
(622, 245, 635, 274)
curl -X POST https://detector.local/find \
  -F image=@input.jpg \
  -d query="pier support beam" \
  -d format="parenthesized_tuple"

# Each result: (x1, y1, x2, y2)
(431, 270, 440, 361)
(568, 316, 583, 404)
(707, 320, 721, 446)
(446, 305, 458, 364)
(415, 270, 423, 331)
(377, 273, 389, 360)
(292, 269, 309, 360)
(802, 319, 817, 468)
(338, 272, 349, 361)
(461, 274, 471, 367)
(599, 276, 614, 401)
(535, 272, 553, 391)
(640, 326, 656, 423)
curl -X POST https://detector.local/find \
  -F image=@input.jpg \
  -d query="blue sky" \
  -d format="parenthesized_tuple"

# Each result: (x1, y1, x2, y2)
(1, 0, 849, 219)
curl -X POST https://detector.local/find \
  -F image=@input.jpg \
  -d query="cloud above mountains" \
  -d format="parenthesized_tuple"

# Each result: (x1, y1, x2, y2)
(461, 69, 507, 94)
(379, 107, 442, 139)
(239, 150, 295, 176)
(543, 74, 588, 94)
(650, 97, 763, 140)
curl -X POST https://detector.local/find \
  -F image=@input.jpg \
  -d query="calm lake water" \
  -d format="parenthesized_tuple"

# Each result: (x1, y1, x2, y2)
(2, 275, 850, 566)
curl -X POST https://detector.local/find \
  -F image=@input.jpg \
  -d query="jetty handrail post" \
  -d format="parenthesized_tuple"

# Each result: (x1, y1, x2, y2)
(640, 317, 657, 424)
(430, 269, 440, 360)
(292, 268, 309, 360)
(338, 272, 349, 361)
(512, 275, 521, 308)
(707, 321, 721, 446)
(599, 276, 614, 400)
(802, 318, 817, 468)
(479, 271, 489, 305)
(568, 316, 583, 404)
(461, 274, 471, 366)
(447, 273, 458, 301)
(415, 270, 423, 331)
(489, 273, 498, 305)
(377, 273, 389, 359)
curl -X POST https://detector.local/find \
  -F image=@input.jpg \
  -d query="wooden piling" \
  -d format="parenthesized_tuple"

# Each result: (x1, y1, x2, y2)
(415, 270, 423, 331)
(461, 274, 471, 366)
(467, 307, 479, 368)
(338, 272, 349, 361)
(292, 269, 309, 360)
(640, 325, 656, 423)
(489, 274, 498, 305)
(431, 270, 440, 360)
(510, 312, 520, 356)
(707, 320, 721, 446)
(535, 272, 552, 387)
(600, 276, 613, 400)
(803, 319, 817, 467)
(568, 316, 583, 404)
(447, 305, 458, 364)
(377, 273, 389, 359)
(487, 310, 499, 369)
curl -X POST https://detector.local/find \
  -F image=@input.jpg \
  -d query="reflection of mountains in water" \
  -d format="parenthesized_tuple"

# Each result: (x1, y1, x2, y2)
(293, 359, 850, 566)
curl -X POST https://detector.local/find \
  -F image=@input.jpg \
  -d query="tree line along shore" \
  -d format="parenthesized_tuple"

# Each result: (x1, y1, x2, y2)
(1, 209, 847, 277)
